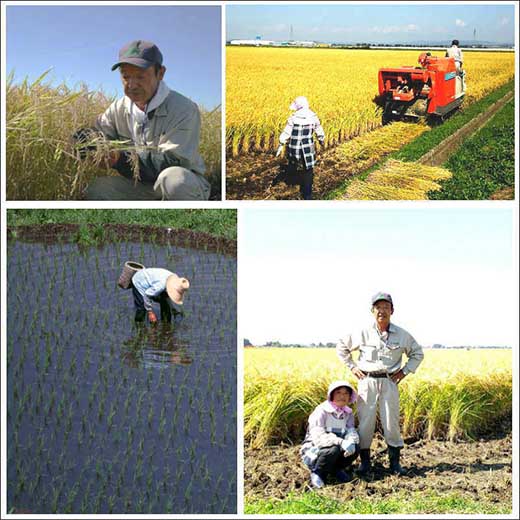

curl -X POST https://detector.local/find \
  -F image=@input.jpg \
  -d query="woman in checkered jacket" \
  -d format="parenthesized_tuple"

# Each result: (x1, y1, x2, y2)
(276, 96, 325, 200)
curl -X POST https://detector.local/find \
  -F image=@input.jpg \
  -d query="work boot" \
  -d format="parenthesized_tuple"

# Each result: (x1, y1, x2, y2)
(388, 446, 406, 476)
(310, 471, 325, 489)
(357, 449, 371, 476)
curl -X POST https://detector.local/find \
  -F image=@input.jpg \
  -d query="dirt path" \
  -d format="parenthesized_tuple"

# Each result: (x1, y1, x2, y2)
(245, 424, 512, 507)
(417, 90, 514, 167)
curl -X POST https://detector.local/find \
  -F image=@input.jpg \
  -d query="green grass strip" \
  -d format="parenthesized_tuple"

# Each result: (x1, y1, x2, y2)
(393, 79, 513, 162)
(245, 490, 511, 515)
(6, 209, 237, 240)
(429, 98, 514, 200)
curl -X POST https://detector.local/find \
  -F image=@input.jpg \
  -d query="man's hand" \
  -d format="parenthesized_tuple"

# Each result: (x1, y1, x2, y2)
(275, 145, 284, 157)
(390, 369, 406, 384)
(147, 310, 158, 324)
(107, 150, 121, 168)
(72, 127, 103, 159)
(351, 367, 366, 380)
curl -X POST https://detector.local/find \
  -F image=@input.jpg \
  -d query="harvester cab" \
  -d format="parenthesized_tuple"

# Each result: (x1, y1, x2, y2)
(376, 52, 466, 124)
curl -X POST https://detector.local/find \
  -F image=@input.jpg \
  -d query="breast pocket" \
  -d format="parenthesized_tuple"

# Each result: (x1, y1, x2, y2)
(381, 343, 403, 364)
(360, 344, 378, 362)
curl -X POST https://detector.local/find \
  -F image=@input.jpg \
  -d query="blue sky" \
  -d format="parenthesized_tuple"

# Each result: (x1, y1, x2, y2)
(227, 4, 515, 44)
(241, 208, 516, 347)
(6, 5, 221, 109)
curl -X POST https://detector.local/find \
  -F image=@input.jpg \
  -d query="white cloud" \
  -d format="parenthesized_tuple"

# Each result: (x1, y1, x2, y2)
(368, 24, 419, 34)
(455, 19, 467, 27)
(500, 17, 510, 26)
(329, 26, 355, 34)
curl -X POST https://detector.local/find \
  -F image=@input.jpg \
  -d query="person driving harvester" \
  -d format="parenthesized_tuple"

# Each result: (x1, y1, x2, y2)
(131, 267, 189, 324)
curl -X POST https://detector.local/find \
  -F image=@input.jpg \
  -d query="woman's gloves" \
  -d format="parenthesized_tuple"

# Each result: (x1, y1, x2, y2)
(341, 428, 359, 457)
(275, 144, 284, 157)
(341, 439, 356, 456)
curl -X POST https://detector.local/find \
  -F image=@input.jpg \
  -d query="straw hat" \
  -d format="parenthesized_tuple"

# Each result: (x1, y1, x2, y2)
(166, 274, 190, 305)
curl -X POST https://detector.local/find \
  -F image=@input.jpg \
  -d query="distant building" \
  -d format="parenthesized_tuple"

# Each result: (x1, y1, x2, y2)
(229, 39, 276, 46)
(229, 39, 318, 48)
(283, 40, 317, 47)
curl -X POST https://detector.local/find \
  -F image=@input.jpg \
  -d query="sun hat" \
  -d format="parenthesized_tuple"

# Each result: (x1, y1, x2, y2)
(327, 380, 357, 404)
(371, 292, 393, 307)
(166, 274, 190, 305)
(111, 40, 163, 71)
(289, 96, 310, 111)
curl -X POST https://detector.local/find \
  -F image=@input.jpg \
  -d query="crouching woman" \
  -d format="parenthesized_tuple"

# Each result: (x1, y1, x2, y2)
(300, 381, 360, 488)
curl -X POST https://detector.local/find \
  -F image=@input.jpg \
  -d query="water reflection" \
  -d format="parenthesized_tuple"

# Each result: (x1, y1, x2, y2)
(122, 323, 193, 368)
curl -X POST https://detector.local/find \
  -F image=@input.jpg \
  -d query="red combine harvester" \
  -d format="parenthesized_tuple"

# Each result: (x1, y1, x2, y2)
(376, 52, 466, 124)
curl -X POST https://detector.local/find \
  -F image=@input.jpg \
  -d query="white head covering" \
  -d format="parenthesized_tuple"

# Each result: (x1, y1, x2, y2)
(289, 96, 310, 111)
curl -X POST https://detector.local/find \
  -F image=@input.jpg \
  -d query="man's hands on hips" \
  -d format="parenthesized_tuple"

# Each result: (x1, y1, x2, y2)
(390, 369, 406, 384)
(351, 367, 366, 380)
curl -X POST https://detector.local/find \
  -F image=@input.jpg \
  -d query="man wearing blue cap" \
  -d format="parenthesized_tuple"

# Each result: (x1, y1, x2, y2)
(336, 292, 424, 476)
(79, 40, 210, 200)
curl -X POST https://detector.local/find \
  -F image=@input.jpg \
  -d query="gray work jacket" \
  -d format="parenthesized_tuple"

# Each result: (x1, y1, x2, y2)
(96, 87, 206, 182)
(337, 322, 424, 375)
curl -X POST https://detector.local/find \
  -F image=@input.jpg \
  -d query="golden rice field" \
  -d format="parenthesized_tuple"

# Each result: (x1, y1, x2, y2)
(244, 348, 512, 448)
(226, 48, 515, 156)
(6, 72, 222, 200)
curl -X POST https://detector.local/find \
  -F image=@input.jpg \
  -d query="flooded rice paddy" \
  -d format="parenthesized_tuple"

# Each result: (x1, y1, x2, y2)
(7, 235, 237, 514)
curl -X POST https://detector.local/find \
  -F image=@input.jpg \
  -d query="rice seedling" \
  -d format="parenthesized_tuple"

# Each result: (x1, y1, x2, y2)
(245, 348, 511, 448)
(7, 225, 237, 513)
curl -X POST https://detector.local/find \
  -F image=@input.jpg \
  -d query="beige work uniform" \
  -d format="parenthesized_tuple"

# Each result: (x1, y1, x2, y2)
(337, 322, 423, 449)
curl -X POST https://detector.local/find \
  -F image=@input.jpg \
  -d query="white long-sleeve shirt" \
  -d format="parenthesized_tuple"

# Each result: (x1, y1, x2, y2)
(446, 45, 463, 69)
(132, 268, 174, 311)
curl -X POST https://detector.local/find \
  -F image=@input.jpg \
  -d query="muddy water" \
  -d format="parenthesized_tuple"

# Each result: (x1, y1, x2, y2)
(7, 239, 237, 514)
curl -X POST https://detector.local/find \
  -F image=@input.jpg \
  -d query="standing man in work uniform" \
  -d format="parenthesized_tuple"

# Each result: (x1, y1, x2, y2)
(78, 40, 210, 200)
(336, 292, 424, 476)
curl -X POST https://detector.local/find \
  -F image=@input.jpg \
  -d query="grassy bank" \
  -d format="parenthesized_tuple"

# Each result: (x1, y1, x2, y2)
(429, 97, 514, 199)
(393, 79, 514, 162)
(327, 80, 514, 199)
(6, 72, 221, 200)
(245, 490, 511, 515)
(7, 209, 237, 240)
